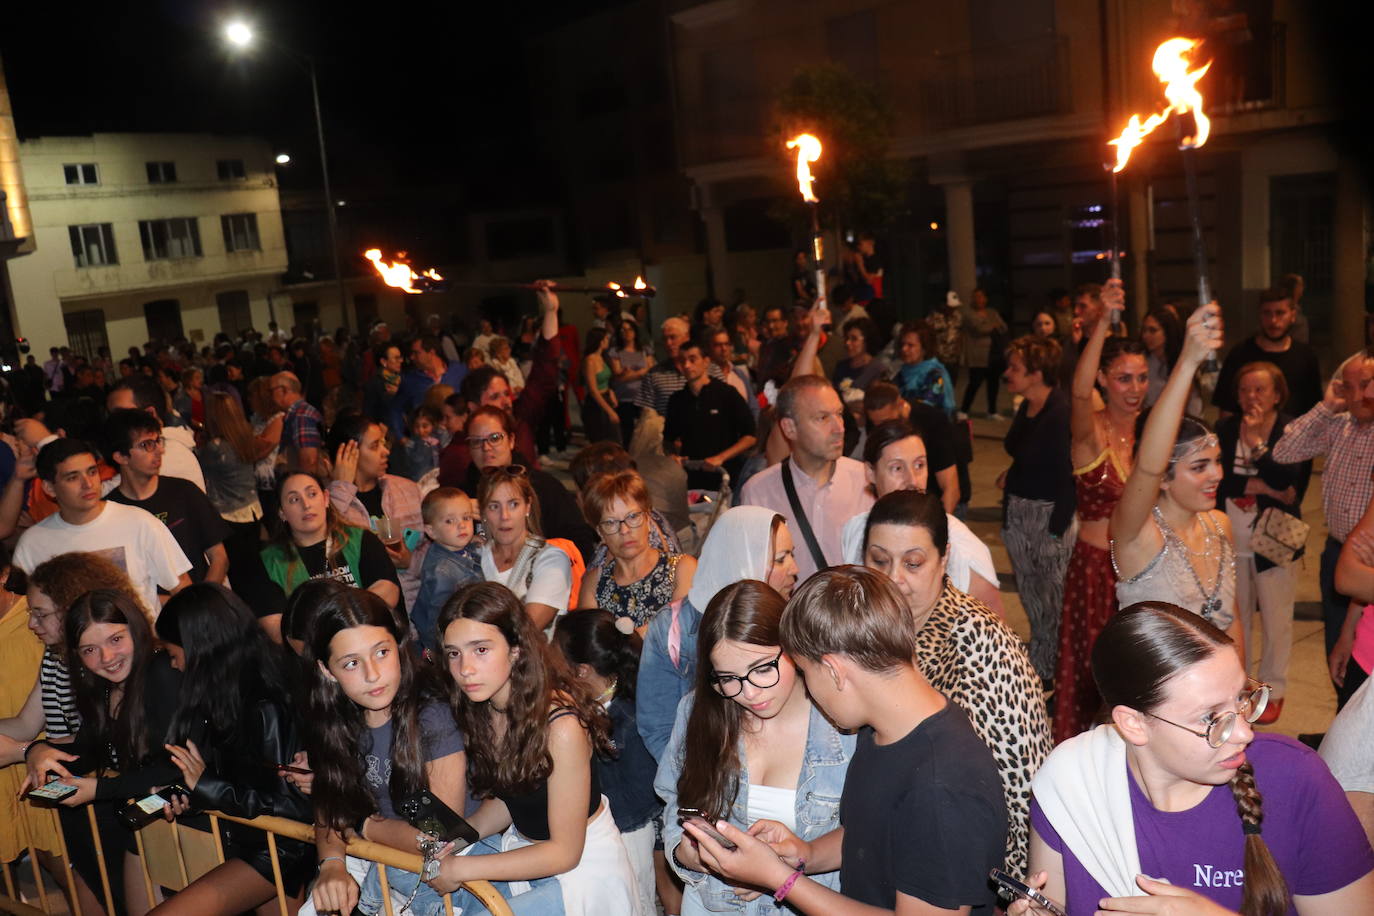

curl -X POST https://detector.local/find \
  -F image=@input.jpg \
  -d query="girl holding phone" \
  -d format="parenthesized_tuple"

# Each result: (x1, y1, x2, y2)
(148, 584, 313, 915)
(22, 589, 182, 916)
(304, 588, 468, 916)
(420, 581, 638, 914)
(655, 579, 855, 915)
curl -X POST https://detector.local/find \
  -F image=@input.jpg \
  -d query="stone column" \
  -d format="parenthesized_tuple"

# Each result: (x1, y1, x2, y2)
(1332, 156, 1368, 356)
(941, 180, 977, 303)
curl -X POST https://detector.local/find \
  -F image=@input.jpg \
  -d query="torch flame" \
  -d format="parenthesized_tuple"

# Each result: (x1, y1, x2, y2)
(1109, 37, 1211, 172)
(633, 275, 646, 291)
(364, 249, 442, 294)
(786, 134, 822, 203)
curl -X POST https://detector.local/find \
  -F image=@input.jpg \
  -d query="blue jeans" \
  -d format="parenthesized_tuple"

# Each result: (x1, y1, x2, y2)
(358, 836, 565, 916)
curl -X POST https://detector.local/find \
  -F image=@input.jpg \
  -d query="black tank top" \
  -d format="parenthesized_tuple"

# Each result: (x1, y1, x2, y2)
(497, 709, 601, 841)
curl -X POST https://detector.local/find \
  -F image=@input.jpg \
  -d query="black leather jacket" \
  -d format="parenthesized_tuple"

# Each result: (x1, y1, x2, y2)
(189, 694, 312, 825)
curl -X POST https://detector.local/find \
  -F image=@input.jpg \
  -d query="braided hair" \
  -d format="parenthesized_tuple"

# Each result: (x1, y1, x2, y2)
(1093, 602, 1289, 916)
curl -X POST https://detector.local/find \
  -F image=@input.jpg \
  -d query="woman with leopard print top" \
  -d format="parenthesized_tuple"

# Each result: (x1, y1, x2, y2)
(861, 489, 1052, 876)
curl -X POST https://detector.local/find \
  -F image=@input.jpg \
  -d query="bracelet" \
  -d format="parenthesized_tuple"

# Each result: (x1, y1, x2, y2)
(774, 860, 806, 904)
(318, 855, 345, 870)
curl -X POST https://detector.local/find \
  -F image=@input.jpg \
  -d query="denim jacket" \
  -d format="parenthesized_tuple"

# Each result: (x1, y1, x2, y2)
(601, 696, 660, 832)
(636, 596, 702, 760)
(411, 542, 482, 653)
(654, 692, 855, 913)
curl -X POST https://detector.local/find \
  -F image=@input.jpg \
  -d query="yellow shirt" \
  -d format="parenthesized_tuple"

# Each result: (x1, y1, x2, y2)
(0, 597, 62, 859)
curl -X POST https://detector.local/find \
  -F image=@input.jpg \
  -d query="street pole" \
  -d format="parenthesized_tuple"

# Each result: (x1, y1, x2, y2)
(308, 61, 351, 334)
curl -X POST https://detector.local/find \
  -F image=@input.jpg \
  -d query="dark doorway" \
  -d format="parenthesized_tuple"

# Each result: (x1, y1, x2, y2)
(143, 299, 184, 343)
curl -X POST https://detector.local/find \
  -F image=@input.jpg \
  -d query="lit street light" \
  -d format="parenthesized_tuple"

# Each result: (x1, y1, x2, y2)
(223, 21, 352, 331)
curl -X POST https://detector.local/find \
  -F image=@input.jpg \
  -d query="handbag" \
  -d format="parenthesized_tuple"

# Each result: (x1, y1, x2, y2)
(1250, 507, 1309, 567)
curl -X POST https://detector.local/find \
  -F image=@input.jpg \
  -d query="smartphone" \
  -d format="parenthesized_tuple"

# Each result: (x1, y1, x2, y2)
(403, 527, 425, 552)
(276, 763, 312, 775)
(27, 780, 78, 806)
(989, 869, 1067, 916)
(117, 785, 191, 831)
(677, 808, 737, 851)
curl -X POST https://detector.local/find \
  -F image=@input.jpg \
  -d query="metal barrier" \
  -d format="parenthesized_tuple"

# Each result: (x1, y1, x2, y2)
(0, 803, 513, 916)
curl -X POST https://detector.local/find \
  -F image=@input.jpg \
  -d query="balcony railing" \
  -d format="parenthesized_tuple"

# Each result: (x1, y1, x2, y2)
(917, 34, 1072, 129)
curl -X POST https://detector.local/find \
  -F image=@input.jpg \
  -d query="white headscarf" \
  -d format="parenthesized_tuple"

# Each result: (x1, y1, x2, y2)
(686, 505, 783, 612)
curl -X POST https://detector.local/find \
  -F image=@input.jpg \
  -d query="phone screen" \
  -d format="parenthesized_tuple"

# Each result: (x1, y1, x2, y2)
(135, 793, 168, 814)
(683, 816, 738, 851)
(28, 781, 77, 802)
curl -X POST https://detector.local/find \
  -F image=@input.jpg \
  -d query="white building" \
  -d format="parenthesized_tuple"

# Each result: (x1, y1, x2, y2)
(6, 132, 289, 359)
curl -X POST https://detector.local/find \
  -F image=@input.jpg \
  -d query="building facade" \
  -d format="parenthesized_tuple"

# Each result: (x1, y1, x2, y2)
(5, 132, 290, 359)
(667, 0, 1368, 360)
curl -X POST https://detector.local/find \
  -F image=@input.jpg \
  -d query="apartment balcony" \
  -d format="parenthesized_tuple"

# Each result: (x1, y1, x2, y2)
(917, 35, 1072, 130)
(1209, 21, 1286, 116)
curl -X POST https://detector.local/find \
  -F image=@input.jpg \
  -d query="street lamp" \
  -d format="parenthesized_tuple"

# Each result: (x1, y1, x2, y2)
(275, 152, 291, 165)
(223, 21, 352, 332)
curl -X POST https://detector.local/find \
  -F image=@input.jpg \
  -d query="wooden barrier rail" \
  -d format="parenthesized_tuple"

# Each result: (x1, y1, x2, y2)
(0, 806, 512, 916)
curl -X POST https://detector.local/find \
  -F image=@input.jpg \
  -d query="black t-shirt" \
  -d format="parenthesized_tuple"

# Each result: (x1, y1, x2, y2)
(1003, 387, 1077, 535)
(294, 530, 399, 592)
(1212, 336, 1323, 417)
(905, 398, 957, 505)
(356, 485, 385, 521)
(840, 701, 1006, 913)
(663, 378, 756, 489)
(107, 476, 229, 584)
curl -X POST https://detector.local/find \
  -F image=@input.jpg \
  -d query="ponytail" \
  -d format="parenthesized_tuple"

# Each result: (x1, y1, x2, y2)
(1228, 762, 1288, 916)
(551, 609, 643, 703)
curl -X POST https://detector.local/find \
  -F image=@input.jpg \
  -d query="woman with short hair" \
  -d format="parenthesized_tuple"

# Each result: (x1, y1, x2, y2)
(576, 470, 695, 635)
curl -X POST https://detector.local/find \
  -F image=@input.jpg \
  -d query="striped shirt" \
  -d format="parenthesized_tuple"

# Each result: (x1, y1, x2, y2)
(39, 648, 79, 739)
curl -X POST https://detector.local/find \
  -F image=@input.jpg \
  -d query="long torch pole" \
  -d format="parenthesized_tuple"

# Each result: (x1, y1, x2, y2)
(810, 204, 827, 317)
(1177, 114, 1217, 371)
(1105, 161, 1122, 332)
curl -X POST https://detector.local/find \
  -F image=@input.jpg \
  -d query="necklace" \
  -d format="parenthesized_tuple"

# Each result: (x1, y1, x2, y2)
(1152, 507, 1230, 621)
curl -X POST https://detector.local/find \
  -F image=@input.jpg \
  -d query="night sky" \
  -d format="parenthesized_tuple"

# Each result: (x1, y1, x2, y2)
(1, 0, 624, 200)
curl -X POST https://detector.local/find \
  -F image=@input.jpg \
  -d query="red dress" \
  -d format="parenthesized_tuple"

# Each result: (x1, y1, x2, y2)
(1053, 447, 1126, 743)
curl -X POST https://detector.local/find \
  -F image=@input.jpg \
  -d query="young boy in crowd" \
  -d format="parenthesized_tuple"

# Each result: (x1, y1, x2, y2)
(409, 487, 482, 654)
(398, 405, 442, 480)
(684, 565, 1007, 915)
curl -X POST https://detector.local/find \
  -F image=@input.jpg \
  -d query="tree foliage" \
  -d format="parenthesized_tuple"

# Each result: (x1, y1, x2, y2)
(771, 63, 911, 231)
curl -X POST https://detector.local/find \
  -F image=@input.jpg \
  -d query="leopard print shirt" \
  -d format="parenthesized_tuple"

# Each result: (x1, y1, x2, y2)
(915, 581, 1054, 875)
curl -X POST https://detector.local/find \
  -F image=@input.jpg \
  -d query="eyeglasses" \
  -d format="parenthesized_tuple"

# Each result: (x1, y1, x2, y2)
(28, 609, 60, 624)
(710, 650, 784, 698)
(598, 510, 646, 536)
(466, 432, 509, 451)
(1147, 680, 1271, 748)
(132, 436, 166, 453)
(480, 463, 527, 478)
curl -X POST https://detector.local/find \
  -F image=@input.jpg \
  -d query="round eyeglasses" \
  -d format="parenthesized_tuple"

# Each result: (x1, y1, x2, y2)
(709, 650, 783, 698)
(1147, 680, 1271, 748)
(597, 510, 646, 536)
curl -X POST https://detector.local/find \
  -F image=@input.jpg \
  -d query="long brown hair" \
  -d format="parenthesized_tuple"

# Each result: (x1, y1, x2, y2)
(1093, 602, 1288, 916)
(676, 580, 786, 821)
(204, 391, 258, 463)
(270, 471, 360, 583)
(437, 583, 610, 796)
(477, 466, 543, 537)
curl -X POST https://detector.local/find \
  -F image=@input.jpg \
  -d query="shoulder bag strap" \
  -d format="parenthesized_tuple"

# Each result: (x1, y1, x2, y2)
(782, 458, 828, 572)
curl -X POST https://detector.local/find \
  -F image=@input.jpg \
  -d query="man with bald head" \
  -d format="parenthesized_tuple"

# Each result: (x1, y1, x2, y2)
(272, 371, 324, 473)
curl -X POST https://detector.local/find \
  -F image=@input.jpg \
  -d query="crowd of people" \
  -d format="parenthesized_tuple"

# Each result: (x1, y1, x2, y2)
(0, 270, 1371, 916)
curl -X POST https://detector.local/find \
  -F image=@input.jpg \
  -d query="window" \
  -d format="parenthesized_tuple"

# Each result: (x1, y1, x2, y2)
(64, 309, 110, 361)
(146, 161, 177, 183)
(220, 213, 261, 252)
(139, 218, 203, 260)
(63, 163, 99, 185)
(68, 224, 118, 267)
(216, 290, 253, 337)
(216, 159, 246, 180)
(143, 299, 185, 342)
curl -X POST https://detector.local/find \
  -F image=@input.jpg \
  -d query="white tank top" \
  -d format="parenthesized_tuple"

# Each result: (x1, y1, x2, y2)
(746, 784, 798, 833)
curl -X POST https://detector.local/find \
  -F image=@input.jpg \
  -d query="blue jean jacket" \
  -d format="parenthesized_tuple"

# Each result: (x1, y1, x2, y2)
(654, 693, 855, 913)
(636, 597, 701, 761)
(411, 543, 483, 653)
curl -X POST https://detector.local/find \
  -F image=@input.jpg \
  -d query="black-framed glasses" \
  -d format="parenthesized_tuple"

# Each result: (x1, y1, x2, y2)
(467, 432, 509, 451)
(710, 650, 784, 698)
(132, 436, 166, 453)
(1147, 680, 1271, 748)
(598, 510, 646, 536)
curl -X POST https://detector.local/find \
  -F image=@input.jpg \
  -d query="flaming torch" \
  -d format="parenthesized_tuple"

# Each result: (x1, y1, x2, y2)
(363, 249, 654, 298)
(1107, 37, 1215, 363)
(786, 133, 827, 316)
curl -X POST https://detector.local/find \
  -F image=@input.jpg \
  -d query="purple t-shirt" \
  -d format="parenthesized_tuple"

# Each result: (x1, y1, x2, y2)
(1031, 735, 1373, 915)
